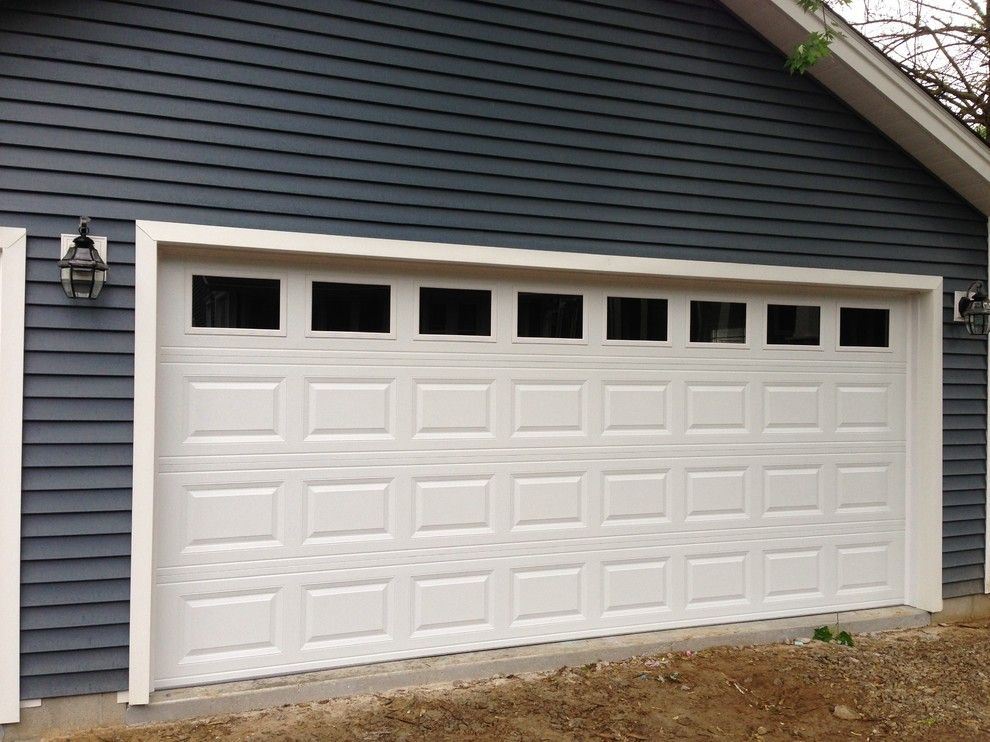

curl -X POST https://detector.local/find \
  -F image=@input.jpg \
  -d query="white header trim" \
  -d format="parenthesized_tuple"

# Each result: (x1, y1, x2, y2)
(0, 227, 26, 725)
(129, 220, 943, 705)
(136, 220, 941, 292)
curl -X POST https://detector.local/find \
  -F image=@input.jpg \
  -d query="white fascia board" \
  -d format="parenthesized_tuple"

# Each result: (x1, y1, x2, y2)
(0, 227, 26, 725)
(136, 220, 942, 293)
(719, 0, 990, 216)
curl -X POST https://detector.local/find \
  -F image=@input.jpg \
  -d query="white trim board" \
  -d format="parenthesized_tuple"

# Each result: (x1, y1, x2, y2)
(0, 227, 26, 725)
(719, 0, 990, 216)
(128, 220, 944, 706)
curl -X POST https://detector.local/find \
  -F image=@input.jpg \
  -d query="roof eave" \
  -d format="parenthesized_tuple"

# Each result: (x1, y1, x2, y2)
(719, 0, 990, 216)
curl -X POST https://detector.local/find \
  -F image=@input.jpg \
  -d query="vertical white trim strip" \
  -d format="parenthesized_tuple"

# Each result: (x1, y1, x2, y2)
(905, 286, 944, 612)
(127, 225, 158, 706)
(0, 227, 27, 725)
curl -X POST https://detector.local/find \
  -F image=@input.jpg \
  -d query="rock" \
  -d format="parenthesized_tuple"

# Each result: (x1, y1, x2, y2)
(756, 725, 769, 735)
(833, 705, 861, 720)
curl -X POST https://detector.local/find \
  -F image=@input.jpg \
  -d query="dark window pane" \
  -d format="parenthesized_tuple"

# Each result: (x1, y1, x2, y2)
(767, 304, 820, 345)
(690, 300, 746, 343)
(419, 287, 492, 336)
(312, 281, 390, 333)
(517, 292, 583, 339)
(192, 275, 279, 330)
(607, 297, 668, 341)
(840, 307, 889, 347)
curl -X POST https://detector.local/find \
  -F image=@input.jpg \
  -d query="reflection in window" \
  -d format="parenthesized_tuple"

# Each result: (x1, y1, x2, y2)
(517, 292, 583, 339)
(607, 296, 668, 341)
(311, 281, 390, 333)
(192, 275, 280, 330)
(419, 287, 492, 336)
(767, 304, 820, 345)
(840, 307, 889, 347)
(690, 300, 746, 343)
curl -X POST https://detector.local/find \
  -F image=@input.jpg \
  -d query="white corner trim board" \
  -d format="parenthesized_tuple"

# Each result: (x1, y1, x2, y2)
(0, 227, 26, 725)
(128, 220, 944, 706)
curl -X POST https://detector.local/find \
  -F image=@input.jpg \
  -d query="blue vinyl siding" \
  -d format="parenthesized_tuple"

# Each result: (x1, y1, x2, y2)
(0, 0, 985, 698)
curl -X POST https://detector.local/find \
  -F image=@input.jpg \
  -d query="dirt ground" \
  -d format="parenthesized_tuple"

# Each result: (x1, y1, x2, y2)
(63, 622, 990, 741)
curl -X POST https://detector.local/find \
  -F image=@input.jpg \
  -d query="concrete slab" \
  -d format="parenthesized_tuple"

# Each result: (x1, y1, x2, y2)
(126, 606, 929, 726)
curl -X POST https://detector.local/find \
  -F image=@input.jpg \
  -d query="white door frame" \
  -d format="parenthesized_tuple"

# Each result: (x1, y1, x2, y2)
(0, 228, 27, 725)
(129, 219, 944, 706)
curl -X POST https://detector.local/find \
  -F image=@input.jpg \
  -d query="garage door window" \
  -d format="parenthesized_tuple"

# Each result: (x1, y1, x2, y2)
(690, 300, 746, 343)
(766, 304, 820, 346)
(606, 296, 668, 342)
(418, 287, 492, 337)
(311, 281, 390, 334)
(517, 291, 583, 339)
(191, 275, 280, 331)
(840, 307, 889, 348)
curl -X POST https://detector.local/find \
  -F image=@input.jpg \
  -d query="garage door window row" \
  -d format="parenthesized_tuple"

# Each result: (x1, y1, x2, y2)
(190, 274, 889, 348)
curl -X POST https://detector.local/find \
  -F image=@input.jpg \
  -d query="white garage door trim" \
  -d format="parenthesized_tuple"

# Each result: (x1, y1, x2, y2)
(129, 220, 943, 706)
(0, 227, 26, 724)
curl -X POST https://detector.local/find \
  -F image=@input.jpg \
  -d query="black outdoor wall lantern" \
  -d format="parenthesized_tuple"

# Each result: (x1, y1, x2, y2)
(958, 281, 990, 336)
(59, 217, 108, 300)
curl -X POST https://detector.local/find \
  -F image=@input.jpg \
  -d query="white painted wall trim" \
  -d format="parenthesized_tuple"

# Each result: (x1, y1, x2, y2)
(0, 227, 27, 725)
(719, 0, 990, 216)
(128, 220, 944, 704)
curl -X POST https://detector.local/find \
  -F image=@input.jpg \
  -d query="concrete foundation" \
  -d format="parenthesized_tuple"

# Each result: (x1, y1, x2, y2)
(1, 605, 929, 740)
(933, 593, 990, 623)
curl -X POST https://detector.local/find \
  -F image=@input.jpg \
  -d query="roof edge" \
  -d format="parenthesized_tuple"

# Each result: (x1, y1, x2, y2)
(719, 0, 990, 216)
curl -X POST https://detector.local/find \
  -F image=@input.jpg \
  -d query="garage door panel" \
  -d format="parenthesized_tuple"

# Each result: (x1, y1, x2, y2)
(154, 257, 911, 689)
(156, 364, 905, 455)
(155, 452, 904, 570)
(153, 531, 904, 687)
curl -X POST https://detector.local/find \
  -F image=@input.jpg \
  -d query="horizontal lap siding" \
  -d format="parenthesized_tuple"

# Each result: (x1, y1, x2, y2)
(0, 0, 985, 699)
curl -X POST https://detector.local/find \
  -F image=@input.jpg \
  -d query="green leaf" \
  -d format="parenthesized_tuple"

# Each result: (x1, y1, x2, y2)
(835, 631, 854, 646)
(813, 626, 834, 642)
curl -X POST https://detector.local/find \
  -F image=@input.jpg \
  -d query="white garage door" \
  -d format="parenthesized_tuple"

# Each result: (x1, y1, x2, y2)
(152, 251, 908, 688)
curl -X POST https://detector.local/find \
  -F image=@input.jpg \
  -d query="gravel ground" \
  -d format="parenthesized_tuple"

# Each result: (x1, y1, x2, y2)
(62, 622, 990, 741)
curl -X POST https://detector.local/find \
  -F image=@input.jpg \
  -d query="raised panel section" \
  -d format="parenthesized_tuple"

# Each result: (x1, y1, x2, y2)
(412, 572, 493, 636)
(181, 589, 280, 662)
(763, 467, 822, 517)
(182, 483, 281, 553)
(836, 465, 891, 512)
(686, 469, 748, 520)
(511, 473, 585, 531)
(603, 383, 667, 435)
(764, 549, 823, 601)
(763, 384, 821, 432)
(512, 382, 586, 437)
(686, 384, 748, 433)
(686, 554, 749, 607)
(185, 378, 284, 443)
(837, 544, 891, 594)
(511, 565, 584, 625)
(602, 470, 668, 526)
(836, 385, 890, 432)
(302, 581, 391, 649)
(305, 379, 394, 440)
(602, 560, 669, 616)
(413, 477, 493, 536)
(414, 381, 495, 439)
(304, 479, 393, 543)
